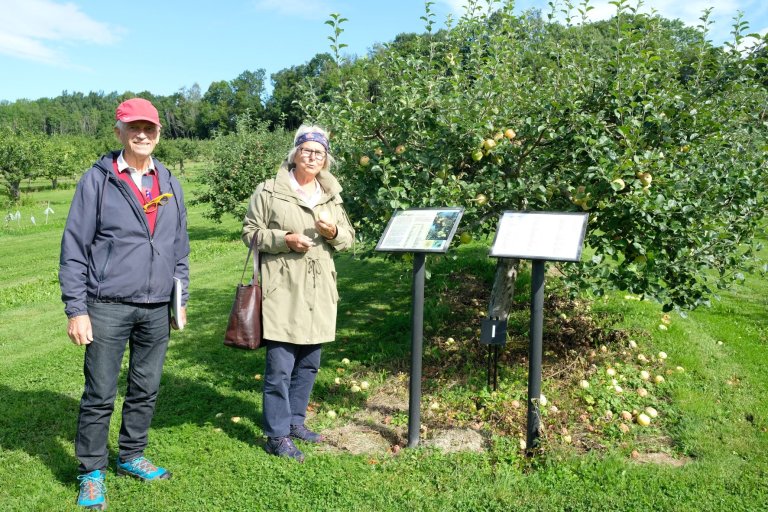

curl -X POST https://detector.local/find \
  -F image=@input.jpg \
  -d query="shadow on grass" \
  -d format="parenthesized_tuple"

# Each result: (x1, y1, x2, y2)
(186, 224, 241, 243)
(0, 385, 79, 484)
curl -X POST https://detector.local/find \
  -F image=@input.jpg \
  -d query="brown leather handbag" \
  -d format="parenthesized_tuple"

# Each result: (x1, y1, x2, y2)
(224, 233, 264, 350)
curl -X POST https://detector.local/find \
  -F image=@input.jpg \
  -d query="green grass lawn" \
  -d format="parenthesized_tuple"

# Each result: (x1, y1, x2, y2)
(1, 170, 766, 511)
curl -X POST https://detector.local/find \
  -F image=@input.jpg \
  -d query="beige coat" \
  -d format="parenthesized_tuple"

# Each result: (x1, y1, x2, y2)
(242, 167, 354, 344)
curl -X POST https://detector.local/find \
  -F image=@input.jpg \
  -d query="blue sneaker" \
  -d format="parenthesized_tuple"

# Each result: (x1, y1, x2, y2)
(76, 470, 107, 510)
(116, 456, 171, 481)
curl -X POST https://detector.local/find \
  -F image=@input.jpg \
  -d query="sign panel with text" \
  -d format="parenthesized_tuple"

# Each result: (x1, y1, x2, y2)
(489, 211, 589, 262)
(376, 207, 464, 253)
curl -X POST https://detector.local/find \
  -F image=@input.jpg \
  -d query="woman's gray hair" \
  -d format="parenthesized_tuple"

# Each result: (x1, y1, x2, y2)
(285, 124, 335, 172)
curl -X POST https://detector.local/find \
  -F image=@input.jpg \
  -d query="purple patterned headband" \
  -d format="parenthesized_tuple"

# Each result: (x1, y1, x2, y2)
(295, 132, 329, 152)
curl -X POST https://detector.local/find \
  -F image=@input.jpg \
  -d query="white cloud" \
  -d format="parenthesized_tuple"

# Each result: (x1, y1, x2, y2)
(0, 0, 118, 65)
(252, 0, 334, 19)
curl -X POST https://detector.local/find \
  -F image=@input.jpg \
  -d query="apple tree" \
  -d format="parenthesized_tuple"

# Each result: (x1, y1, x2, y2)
(301, 0, 768, 312)
(194, 115, 291, 222)
(0, 128, 46, 202)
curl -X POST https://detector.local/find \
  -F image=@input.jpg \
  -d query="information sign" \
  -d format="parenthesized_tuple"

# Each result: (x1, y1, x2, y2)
(376, 207, 464, 253)
(489, 211, 588, 262)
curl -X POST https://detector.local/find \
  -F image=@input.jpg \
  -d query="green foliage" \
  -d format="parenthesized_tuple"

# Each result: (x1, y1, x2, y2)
(0, 128, 46, 201)
(193, 115, 291, 222)
(265, 53, 339, 131)
(304, 0, 768, 310)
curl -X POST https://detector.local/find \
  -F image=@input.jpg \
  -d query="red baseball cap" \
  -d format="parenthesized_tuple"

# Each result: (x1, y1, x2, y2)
(115, 98, 162, 127)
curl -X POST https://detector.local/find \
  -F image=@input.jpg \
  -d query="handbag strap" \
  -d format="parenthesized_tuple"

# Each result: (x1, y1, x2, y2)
(240, 232, 262, 285)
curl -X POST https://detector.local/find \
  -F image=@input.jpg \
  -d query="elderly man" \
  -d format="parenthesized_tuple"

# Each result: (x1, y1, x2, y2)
(59, 98, 190, 510)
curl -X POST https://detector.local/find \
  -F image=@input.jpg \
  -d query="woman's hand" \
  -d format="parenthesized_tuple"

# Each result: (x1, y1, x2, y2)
(315, 219, 337, 240)
(286, 233, 316, 252)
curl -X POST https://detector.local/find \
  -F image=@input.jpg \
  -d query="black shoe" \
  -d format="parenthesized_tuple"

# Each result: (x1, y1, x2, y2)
(290, 424, 325, 443)
(265, 436, 305, 461)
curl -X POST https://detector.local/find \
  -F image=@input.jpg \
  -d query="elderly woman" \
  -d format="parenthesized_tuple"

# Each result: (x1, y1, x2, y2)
(242, 125, 354, 461)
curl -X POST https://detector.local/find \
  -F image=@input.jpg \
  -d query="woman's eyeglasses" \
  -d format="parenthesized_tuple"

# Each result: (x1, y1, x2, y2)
(143, 193, 173, 213)
(298, 147, 327, 161)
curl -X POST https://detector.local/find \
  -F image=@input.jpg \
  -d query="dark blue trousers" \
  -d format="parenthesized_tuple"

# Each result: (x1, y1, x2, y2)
(75, 302, 170, 473)
(262, 341, 322, 438)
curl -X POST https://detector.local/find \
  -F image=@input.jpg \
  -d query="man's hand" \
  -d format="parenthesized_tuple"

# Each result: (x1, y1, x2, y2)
(286, 233, 316, 253)
(171, 306, 187, 330)
(67, 315, 93, 345)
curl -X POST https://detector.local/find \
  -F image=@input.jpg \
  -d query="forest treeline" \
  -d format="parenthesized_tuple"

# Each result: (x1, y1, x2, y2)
(0, 50, 338, 139)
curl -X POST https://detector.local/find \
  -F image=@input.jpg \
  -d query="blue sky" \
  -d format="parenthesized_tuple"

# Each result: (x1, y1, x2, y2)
(1, 0, 766, 103)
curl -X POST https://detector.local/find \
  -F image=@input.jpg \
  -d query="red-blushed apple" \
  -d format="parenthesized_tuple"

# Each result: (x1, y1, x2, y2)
(359, 155, 370, 166)
(504, 128, 516, 140)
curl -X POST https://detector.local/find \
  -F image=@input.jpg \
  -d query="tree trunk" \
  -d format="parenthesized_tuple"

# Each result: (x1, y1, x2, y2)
(10, 180, 21, 202)
(487, 258, 520, 319)
(51, 177, 58, 189)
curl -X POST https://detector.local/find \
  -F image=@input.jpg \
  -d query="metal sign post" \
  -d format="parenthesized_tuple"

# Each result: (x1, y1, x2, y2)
(487, 211, 589, 455)
(407, 252, 426, 447)
(375, 207, 464, 448)
(526, 259, 545, 451)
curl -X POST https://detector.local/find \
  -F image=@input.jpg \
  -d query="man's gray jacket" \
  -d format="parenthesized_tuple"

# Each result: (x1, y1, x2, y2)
(59, 151, 190, 318)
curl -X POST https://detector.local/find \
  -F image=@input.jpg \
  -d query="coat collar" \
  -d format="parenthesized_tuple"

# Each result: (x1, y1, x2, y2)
(269, 166, 343, 204)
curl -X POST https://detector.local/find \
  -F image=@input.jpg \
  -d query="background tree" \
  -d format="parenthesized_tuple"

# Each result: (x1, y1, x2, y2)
(0, 128, 46, 202)
(265, 53, 338, 131)
(193, 114, 290, 222)
(40, 135, 96, 189)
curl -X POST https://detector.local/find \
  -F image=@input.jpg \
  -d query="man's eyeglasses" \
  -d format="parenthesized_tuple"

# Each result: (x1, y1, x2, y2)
(298, 147, 327, 161)
(143, 193, 173, 213)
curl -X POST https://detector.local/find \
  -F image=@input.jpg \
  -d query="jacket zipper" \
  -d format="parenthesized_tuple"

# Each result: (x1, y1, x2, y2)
(95, 239, 114, 298)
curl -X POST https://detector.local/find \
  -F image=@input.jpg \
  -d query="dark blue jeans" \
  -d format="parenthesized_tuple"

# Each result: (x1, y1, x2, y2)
(75, 301, 170, 473)
(262, 341, 322, 438)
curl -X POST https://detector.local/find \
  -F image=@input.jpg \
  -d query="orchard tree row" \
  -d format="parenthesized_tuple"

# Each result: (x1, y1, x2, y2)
(0, 129, 211, 202)
(295, 0, 768, 312)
